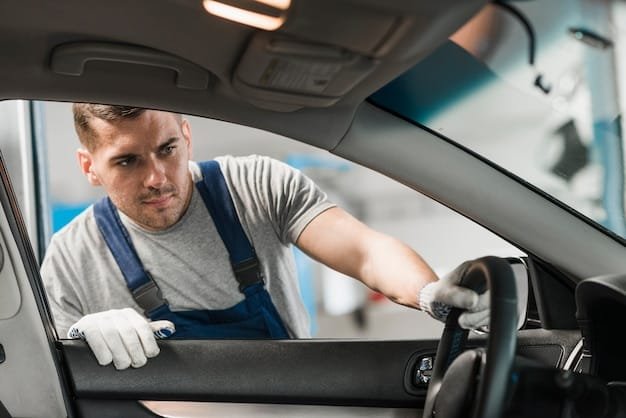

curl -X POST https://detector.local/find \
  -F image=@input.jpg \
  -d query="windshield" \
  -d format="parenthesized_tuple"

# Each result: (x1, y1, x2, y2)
(370, 0, 626, 240)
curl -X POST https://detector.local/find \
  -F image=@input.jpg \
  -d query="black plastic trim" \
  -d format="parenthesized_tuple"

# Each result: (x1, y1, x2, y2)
(76, 400, 158, 418)
(62, 331, 579, 413)
(29, 100, 53, 261)
(63, 339, 437, 407)
(576, 275, 626, 380)
(527, 257, 577, 330)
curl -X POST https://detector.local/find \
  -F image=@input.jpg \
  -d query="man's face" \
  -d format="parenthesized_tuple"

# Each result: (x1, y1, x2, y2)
(77, 110, 194, 231)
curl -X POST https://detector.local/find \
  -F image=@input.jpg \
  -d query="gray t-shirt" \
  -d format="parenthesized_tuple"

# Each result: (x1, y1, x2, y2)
(41, 155, 335, 338)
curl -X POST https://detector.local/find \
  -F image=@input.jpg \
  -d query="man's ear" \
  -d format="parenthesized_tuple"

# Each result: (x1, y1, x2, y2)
(181, 119, 193, 159)
(76, 148, 101, 186)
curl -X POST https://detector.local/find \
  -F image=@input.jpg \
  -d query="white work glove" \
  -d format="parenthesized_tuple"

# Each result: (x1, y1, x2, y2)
(68, 308, 175, 370)
(419, 262, 490, 329)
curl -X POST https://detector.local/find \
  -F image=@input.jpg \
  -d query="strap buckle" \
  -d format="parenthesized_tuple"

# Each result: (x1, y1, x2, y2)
(234, 257, 264, 292)
(132, 277, 168, 315)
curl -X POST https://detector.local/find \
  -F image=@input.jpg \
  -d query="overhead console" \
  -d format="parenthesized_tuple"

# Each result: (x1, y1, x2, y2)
(233, 34, 378, 111)
(231, 0, 491, 111)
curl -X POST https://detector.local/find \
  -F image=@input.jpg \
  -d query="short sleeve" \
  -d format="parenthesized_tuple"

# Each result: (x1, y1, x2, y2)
(217, 156, 336, 244)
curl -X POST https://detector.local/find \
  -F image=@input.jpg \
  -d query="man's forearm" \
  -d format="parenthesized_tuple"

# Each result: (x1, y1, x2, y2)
(296, 207, 437, 309)
(356, 233, 438, 309)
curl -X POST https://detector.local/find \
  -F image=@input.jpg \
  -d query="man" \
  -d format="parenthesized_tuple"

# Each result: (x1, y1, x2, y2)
(42, 104, 489, 370)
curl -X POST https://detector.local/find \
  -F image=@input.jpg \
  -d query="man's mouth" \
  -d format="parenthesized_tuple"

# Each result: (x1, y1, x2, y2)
(143, 194, 174, 207)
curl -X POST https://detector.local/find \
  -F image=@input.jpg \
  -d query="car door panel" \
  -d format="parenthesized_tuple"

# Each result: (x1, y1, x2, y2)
(62, 339, 438, 406)
(61, 328, 580, 417)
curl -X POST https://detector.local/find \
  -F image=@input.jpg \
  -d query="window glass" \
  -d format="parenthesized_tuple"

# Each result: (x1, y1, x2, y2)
(38, 101, 523, 340)
(371, 1, 626, 240)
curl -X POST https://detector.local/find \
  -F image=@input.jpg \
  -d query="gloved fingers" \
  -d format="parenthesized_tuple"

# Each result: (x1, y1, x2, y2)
(150, 320, 176, 340)
(124, 308, 160, 355)
(115, 319, 148, 369)
(82, 327, 113, 367)
(442, 261, 472, 284)
(438, 286, 479, 310)
(99, 320, 133, 370)
(458, 309, 490, 330)
(121, 310, 159, 360)
(67, 309, 167, 370)
(466, 290, 490, 313)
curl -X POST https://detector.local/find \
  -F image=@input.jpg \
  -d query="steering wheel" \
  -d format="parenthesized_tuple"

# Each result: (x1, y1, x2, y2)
(422, 256, 518, 418)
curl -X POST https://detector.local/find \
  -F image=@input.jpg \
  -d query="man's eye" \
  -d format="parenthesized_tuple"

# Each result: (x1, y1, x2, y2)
(162, 145, 176, 155)
(117, 157, 136, 167)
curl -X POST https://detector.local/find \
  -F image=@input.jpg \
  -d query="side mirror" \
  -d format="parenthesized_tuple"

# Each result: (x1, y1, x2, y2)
(474, 257, 529, 333)
(508, 257, 529, 330)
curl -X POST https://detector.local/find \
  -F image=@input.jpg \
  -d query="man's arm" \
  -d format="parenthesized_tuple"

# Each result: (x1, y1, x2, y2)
(295, 207, 437, 309)
(296, 206, 489, 328)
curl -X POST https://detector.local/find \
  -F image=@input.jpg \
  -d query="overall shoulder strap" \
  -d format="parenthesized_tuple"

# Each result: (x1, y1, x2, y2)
(93, 197, 168, 314)
(195, 160, 263, 291)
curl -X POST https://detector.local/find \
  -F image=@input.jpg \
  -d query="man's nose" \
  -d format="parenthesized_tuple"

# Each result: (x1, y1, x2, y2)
(144, 160, 167, 189)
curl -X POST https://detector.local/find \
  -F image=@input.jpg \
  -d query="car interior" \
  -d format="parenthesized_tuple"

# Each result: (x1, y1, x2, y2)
(1, 0, 626, 417)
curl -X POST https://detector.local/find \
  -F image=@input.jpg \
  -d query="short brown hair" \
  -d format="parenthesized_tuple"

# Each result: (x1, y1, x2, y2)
(72, 104, 182, 151)
(72, 104, 146, 151)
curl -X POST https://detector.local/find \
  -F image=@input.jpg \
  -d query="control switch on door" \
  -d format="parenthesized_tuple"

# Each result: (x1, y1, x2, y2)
(415, 356, 433, 386)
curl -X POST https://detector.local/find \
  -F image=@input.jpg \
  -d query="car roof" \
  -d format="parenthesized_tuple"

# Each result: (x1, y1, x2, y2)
(0, 0, 488, 150)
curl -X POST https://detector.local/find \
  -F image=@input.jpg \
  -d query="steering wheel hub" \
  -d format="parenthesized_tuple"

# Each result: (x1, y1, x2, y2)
(434, 349, 484, 418)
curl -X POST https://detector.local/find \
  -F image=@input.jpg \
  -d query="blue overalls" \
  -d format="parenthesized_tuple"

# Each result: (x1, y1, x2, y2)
(93, 160, 290, 339)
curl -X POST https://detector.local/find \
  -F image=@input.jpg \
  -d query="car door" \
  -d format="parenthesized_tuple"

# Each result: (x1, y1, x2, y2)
(1, 0, 623, 415)
(0, 98, 584, 418)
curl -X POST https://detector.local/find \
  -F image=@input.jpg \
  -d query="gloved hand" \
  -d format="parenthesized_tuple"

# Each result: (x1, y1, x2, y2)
(68, 308, 175, 370)
(419, 262, 490, 329)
